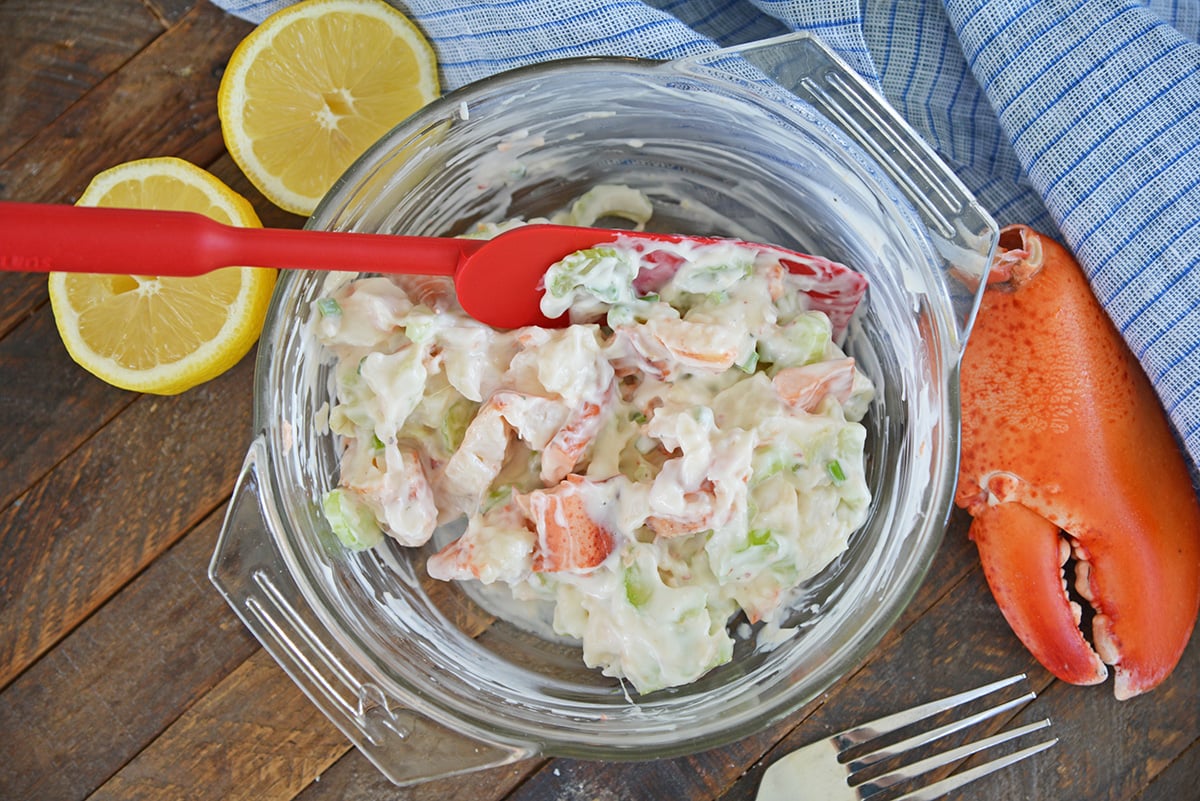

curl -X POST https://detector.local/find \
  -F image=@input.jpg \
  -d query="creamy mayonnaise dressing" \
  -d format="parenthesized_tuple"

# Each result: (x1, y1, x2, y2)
(313, 187, 874, 693)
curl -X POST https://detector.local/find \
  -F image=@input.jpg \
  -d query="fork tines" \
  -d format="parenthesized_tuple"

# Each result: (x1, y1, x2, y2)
(839, 674, 1057, 800)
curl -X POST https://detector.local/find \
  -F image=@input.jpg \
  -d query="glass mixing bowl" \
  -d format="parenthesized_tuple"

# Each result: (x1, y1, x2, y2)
(210, 33, 996, 785)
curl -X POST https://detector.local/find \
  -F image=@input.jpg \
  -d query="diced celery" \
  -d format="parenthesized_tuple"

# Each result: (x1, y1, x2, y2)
(316, 297, 342, 317)
(606, 303, 636, 328)
(624, 563, 655, 608)
(546, 247, 627, 301)
(440, 399, 479, 453)
(736, 349, 760, 374)
(672, 259, 752, 295)
(482, 485, 513, 514)
(751, 446, 796, 485)
(634, 435, 658, 454)
(561, 184, 654, 227)
(322, 487, 383, 550)
(758, 313, 832, 367)
(403, 307, 442, 344)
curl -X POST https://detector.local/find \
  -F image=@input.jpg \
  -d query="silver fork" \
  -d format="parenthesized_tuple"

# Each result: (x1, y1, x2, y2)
(756, 674, 1057, 801)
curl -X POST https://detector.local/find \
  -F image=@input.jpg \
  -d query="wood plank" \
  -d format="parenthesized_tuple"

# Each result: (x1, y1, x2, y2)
(141, 0, 203, 27)
(0, 2, 252, 205)
(0, 508, 258, 801)
(0, 349, 256, 689)
(1129, 738, 1199, 801)
(0, 274, 47, 340)
(86, 649, 352, 801)
(0, 8, 254, 332)
(293, 748, 541, 801)
(0, 307, 135, 511)
(0, 0, 164, 165)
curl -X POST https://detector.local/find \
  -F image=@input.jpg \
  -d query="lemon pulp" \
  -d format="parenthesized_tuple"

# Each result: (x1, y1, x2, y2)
(48, 157, 277, 395)
(218, 0, 439, 215)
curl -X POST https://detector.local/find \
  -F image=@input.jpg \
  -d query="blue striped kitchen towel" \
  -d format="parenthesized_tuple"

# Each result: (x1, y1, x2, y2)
(211, 0, 1200, 471)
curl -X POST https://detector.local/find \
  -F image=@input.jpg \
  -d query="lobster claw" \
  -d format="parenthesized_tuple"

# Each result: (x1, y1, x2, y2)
(956, 225, 1200, 699)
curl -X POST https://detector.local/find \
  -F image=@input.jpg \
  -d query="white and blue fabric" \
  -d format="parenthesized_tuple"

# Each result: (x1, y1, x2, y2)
(210, 0, 1200, 471)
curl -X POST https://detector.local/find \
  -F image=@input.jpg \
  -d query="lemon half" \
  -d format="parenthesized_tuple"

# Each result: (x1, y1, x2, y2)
(218, 0, 440, 216)
(48, 157, 277, 395)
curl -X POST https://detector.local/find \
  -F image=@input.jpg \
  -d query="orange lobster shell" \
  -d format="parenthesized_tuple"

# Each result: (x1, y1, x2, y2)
(956, 225, 1200, 699)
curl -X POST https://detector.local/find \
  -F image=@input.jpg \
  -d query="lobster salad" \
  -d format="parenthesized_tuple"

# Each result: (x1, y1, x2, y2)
(313, 186, 875, 693)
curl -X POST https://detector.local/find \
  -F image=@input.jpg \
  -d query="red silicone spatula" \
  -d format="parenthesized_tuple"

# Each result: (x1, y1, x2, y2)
(0, 201, 722, 329)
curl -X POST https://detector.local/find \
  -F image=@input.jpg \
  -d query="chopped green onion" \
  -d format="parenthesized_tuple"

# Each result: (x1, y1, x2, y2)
(827, 460, 847, 482)
(317, 297, 342, 317)
(748, 528, 773, 547)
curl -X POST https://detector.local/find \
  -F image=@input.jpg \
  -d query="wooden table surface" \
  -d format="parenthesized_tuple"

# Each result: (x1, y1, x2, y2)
(2, 2, 1197, 799)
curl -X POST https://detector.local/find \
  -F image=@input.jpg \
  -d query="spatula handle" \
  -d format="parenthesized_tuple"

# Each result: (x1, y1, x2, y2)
(0, 201, 473, 277)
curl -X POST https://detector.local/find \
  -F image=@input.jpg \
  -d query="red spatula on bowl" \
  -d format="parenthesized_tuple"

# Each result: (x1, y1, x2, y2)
(1, 201, 696, 329)
(0, 201, 867, 331)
